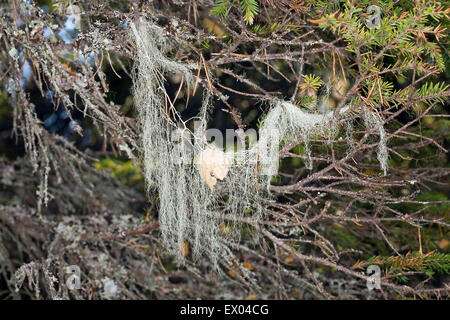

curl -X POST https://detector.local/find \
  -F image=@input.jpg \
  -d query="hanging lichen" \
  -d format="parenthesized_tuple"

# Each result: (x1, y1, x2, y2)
(130, 18, 389, 268)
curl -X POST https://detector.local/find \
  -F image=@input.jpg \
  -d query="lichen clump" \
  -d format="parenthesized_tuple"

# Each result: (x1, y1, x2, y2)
(130, 18, 388, 267)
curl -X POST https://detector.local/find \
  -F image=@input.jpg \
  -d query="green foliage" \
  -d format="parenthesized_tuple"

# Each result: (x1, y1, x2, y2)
(211, 0, 259, 25)
(362, 78, 394, 104)
(317, 1, 447, 74)
(210, 0, 231, 19)
(354, 251, 450, 278)
(416, 81, 449, 105)
(301, 74, 323, 91)
(94, 158, 144, 189)
(250, 22, 280, 35)
(240, 0, 259, 25)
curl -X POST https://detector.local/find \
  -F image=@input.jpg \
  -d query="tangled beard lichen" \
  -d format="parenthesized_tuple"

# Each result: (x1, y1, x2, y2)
(363, 109, 389, 175)
(130, 19, 389, 268)
(130, 19, 237, 267)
